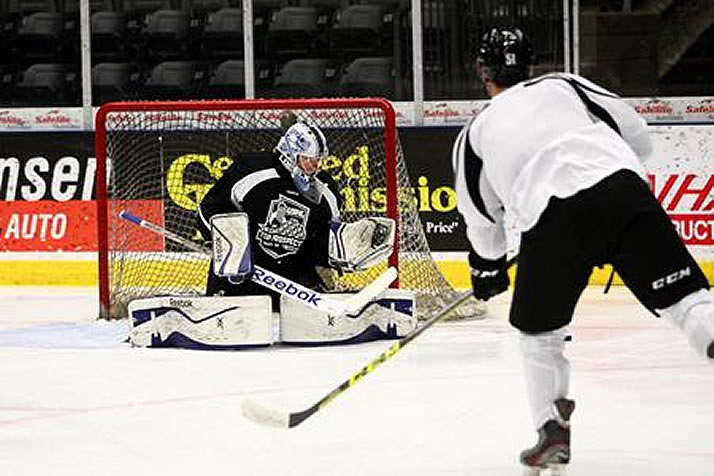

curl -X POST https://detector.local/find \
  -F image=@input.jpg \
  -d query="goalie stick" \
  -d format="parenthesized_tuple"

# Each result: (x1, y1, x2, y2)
(119, 210, 397, 316)
(241, 255, 517, 429)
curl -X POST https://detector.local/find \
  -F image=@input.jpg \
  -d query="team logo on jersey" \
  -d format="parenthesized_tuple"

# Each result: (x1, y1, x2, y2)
(256, 195, 310, 259)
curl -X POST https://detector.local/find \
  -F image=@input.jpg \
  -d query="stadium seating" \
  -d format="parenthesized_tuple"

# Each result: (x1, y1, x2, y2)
(92, 62, 142, 104)
(252, 0, 286, 55)
(339, 56, 394, 98)
(421, 0, 448, 75)
(185, 0, 229, 21)
(204, 59, 276, 98)
(0, 63, 18, 104)
(140, 60, 204, 99)
(90, 10, 131, 62)
(264, 6, 321, 60)
(141, 9, 192, 61)
(12, 11, 66, 62)
(356, 0, 403, 7)
(123, 0, 174, 18)
(204, 58, 244, 98)
(265, 57, 338, 98)
(10, 63, 78, 106)
(298, 0, 342, 30)
(200, 7, 243, 60)
(11, 0, 59, 15)
(330, 3, 391, 61)
(122, 0, 174, 35)
(89, 0, 117, 12)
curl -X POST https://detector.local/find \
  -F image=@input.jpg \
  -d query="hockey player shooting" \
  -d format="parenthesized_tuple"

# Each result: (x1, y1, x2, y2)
(128, 118, 416, 349)
(452, 27, 714, 474)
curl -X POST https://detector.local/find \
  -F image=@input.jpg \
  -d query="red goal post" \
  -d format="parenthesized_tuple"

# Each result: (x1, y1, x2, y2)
(95, 98, 476, 320)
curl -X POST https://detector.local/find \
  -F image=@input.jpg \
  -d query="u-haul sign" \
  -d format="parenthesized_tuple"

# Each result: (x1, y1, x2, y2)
(648, 125, 713, 256)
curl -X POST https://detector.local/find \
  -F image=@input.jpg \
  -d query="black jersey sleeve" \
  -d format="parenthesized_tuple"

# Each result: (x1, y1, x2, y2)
(196, 151, 275, 240)
(304, 171, 342, 268)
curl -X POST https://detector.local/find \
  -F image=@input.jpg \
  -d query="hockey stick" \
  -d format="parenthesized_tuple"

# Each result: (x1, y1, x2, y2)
(241, 255, 518, 429)
(119, 210, 397, 316)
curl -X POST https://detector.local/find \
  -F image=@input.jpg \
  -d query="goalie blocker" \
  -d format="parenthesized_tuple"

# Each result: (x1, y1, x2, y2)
(128, 289, 416, 349)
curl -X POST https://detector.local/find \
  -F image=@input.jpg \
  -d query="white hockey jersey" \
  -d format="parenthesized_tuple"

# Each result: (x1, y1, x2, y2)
(452, 72, 653, 260)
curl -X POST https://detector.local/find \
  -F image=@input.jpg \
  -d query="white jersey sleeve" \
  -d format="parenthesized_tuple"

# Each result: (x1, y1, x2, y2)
(452, 122, 507, 260)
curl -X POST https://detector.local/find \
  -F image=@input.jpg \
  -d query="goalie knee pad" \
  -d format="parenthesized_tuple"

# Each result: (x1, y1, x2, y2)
(128, 295, 272, 350)
(279, 289, 416, 345)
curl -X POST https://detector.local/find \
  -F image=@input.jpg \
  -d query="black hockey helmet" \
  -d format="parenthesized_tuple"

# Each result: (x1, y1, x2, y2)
(477, 27, 533, 86)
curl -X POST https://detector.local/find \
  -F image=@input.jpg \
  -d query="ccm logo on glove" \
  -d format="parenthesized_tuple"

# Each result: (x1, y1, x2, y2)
(469, 250, 509, 301)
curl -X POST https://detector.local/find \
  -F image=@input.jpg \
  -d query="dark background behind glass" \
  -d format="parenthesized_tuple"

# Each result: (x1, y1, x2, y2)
(0, 0, 712, 106)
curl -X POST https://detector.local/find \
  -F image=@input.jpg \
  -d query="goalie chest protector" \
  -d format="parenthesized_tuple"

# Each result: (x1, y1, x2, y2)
(199, 153, 341, 285)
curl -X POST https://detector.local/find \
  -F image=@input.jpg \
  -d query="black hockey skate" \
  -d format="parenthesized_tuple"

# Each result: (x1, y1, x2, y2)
(707, 341, 714, 359)
(520, 398, 575, 476)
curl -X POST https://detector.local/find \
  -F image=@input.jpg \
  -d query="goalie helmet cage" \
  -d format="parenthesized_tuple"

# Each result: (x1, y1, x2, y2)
(95, 97, 478, 320)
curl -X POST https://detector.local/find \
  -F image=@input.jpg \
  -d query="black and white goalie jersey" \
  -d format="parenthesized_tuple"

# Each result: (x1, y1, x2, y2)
(451, 72, 653, 260)
(198, 151, 341, 294)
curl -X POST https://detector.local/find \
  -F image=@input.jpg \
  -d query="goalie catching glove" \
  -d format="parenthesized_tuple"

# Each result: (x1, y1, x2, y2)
(328, 217, 396, 272)
(211, 213, 253, 283)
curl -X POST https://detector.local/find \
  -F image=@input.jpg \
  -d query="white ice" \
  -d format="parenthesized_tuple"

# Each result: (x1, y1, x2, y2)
(0, 286, 712, 476)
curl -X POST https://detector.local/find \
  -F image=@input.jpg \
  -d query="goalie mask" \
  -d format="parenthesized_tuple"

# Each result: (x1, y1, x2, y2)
(477, 26, 533, 86)
(276, 121, 329, 203)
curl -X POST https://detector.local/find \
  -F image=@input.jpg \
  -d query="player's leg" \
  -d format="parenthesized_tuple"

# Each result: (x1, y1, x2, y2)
(659, 289, 714, 359)
(609, 175, 713, 360)
(510, 203, 593, 473)
(279, 289, 416, 345)
(520, 398, 575, 476)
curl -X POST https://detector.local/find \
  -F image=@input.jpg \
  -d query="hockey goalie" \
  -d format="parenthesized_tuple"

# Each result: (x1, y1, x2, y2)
(128, 119, 416, 350)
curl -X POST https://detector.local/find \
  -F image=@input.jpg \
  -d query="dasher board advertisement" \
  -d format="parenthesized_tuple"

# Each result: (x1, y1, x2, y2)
(0, 124, 711, 285)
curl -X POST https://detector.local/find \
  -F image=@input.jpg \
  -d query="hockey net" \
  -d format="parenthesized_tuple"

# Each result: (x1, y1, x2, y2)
(96, 98, 482, 320)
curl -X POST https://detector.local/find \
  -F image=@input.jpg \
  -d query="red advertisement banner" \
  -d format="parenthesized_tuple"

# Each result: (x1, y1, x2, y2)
(0, 200, 163, 251)
(669, 214, 714, 245)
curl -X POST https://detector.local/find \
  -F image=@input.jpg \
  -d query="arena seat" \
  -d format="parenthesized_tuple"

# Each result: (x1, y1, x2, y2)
(339, 56, 394, 98)
(201, 7, 243, 60)
(13, 12, 66, 62)
(141, 9, 192, 61)
(11, 62, 78, 105)
(264, 6, 320, 60)
(90, 10, 131, 61)
(141, 60, 204, 99)
(203, 58, 244, 98)
(330, 3, 390, 61)
(92, 62, 141, 104)
(265, 57, 339, 98)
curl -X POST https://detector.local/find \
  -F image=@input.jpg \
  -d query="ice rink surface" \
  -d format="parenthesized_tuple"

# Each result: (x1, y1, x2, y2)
(0, 286, 712, 476)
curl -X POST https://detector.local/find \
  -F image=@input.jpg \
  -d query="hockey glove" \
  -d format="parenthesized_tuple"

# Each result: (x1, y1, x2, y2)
(328, 217, 396, 272)
(469, 250, 509, 301)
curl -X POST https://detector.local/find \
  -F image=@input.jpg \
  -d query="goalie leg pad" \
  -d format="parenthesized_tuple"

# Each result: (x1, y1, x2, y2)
(279, 289, 417, 345)
(128, 295, 272, 350)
